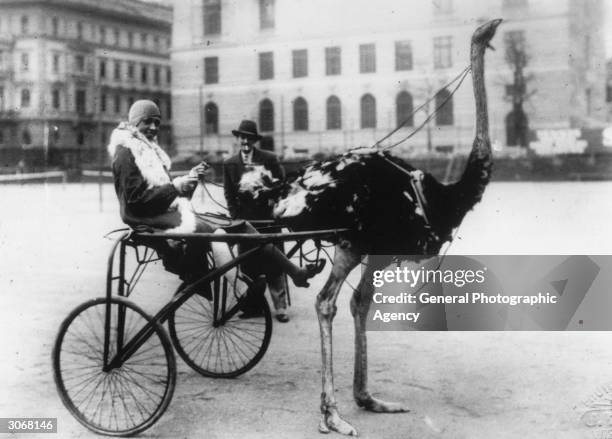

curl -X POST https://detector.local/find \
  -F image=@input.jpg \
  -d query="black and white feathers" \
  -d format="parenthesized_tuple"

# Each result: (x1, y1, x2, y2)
(237, 150, 465, 255)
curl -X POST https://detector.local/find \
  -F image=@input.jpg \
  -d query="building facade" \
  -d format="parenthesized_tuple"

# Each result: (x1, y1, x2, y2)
(0, 0, 172, 170)
(171, 0, 606, 159)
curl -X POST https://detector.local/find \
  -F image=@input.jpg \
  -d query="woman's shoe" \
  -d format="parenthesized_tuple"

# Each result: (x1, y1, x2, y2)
(292, 259, 327, 288)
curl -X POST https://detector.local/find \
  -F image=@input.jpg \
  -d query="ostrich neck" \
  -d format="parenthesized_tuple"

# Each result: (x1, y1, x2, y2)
(471, 43, 489, 148)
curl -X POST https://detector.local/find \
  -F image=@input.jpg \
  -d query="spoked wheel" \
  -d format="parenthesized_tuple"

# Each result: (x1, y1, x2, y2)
(53, 297, 176, 436)
(168, 277, 272, 378)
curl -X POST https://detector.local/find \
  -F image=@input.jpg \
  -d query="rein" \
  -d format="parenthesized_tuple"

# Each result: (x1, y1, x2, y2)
(359, 65, 471, 152)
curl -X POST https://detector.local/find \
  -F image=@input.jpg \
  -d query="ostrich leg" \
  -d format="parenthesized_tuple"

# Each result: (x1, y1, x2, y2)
(352, 256, 410, 413)
(316, 244, 361, 436)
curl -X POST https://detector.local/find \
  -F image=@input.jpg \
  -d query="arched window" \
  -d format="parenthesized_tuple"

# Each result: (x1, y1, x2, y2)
(259, 99, 274, 132)
(326, 95, 342, 130)
(396, 91, 414, 127)
(435, 88, 453, 126)
(293, 97, 308, 131)
(21, 89, 30, 107)
(204, 102, 218, 134)
(360, 94, 376, 129)
(22, 129, 31, 145)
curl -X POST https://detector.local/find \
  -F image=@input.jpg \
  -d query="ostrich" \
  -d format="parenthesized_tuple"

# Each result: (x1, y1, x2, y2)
(236, 19, 502, 435)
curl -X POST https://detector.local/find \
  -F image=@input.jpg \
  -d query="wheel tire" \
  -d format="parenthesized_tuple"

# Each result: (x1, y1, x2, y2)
(53, 297, 176, 436)
(168, 281, 272, 378)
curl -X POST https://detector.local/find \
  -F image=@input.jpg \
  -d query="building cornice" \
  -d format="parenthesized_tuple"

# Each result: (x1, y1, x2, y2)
(0, 0, 172, 29)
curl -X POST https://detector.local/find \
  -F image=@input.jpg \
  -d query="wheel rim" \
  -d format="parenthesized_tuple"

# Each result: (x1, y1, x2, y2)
(54, 298, 175, 435)
(170, 288, 272, 378)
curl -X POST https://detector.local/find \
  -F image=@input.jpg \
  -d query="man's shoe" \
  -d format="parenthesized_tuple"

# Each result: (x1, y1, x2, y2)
(275, 313, 289, 323)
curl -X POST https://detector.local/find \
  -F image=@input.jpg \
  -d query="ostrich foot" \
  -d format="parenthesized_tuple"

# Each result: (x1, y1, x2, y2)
(319, 408, 358, 436)
(355, 393, 410, 413)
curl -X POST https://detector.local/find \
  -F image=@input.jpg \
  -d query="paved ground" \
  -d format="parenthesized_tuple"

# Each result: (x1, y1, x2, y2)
(1, 181, 612, 438)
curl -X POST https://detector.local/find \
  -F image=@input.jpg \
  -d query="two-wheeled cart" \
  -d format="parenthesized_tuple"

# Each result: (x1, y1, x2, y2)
(52, 226, 346, 436)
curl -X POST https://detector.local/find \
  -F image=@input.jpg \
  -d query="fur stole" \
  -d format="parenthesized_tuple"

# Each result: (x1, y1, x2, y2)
(108, 122, 172, 188)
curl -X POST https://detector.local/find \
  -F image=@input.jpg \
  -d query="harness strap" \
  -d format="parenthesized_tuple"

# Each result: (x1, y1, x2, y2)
(382, 157, 431, 227)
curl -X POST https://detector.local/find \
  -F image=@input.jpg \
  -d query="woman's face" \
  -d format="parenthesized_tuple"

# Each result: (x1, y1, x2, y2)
(137, 117, 161, 141)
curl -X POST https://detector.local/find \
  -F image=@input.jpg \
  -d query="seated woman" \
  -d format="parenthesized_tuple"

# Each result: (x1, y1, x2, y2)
(108, 100, 323, 293)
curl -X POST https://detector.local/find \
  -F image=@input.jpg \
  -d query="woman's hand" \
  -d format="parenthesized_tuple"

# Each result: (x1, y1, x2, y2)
(188, 162, 210, 178)
(172, 175, 198, 196)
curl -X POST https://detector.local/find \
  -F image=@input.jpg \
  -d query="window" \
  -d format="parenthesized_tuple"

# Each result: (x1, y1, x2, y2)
(21, 16, 29, 34)
(326, 96, 342, 130)
(204, 0, 221, 35)
(76, 89, 86, 114)
(433, 36, 452, 68)
(0, 130, 4, 144)
(21, 53, 29, 72)
(52, 54, 60, 73)
(99, 60, 106, 78)
(395, 41, 413, 71)
(128, 62, 135, 79)
(204, 102, 218, 134)
(100, 93, 107, 113)
(154, 36, 160, 52)
(167, 100, 172, 119)
(100, 26, 106, 44)
(204, 57, 218, 84)
(127, 96, 134, 108)
(22, 129, 31, 145)
(52, 89, 60, 109)
(114, 60, 121, 80)
(292, 49, 308, 78)
(503, 0, 527, 7)
(114, 28, 120, 46)
(259, 52, 274, 80)
(360, 94, 376, 128)
(128, 32, 133, 48)
(77, 22, 83, 39)
(293, 97, 308, 131)
(52, 17, 59, 36)
(0, 87, 4, 111)
(325, 47, 341, 75)
(435, 88, 453, 125)
(396, 91, 414, 127)
(77, 131, 84, 146)
(141, 33, 147, 49)
(141, 65, 148, 84)
(259, 0, 275, 29)
(154, 66, 160, 85)
(75, 55, 85, 72)
(432, 0, 453, 15)
(359, 44, 376, 73)
(166, 67, 171, 84)
(21, 89, 31, 107)
(114, 95, 121, 114)
(259, 99, 274, 132)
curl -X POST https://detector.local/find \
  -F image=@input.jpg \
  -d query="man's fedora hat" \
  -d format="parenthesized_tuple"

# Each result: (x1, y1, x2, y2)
(231, 120, 262, 141)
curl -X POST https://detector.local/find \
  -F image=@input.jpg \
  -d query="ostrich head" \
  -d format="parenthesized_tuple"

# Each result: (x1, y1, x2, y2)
(472, 18, 503, 49)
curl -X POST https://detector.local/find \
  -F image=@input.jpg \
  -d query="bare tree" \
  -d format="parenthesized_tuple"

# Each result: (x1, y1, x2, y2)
(504, 31, 536, 148)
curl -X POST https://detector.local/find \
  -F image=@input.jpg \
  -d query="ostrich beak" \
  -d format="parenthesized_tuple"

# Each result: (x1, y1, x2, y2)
(487, 43, 496, 51)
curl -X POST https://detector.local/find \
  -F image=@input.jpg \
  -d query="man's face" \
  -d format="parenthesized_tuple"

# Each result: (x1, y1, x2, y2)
(237, 134, 255, 153)
(136, 117, 161, 141)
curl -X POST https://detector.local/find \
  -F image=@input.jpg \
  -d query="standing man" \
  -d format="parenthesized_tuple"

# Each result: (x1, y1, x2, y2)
(223, 120, 290, 322)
